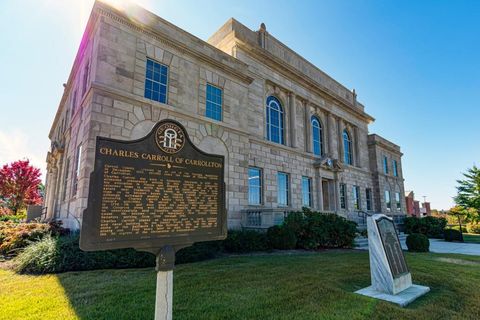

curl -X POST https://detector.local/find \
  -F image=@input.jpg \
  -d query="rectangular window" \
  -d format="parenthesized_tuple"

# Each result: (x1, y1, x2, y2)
(72, 90, 77, 114)
(353, 185, 361, 210)
(144, 58, 168, 104)
(72, 145, 82, 196)
(340, 183, 347, 209)
(366, 188, 372, 211)
(248, 167, 262, 205)
(385, 190, 391, 212)
(277, 172, 289, 206)
(206, 84, 222, 121)
(395, 192, 401, 210)
(302, 176, 312, 207)
(82, 61, 89, 96)
(383, 156, 389, 174)
(62, 158, 70, 201)
(393, 160, 398, 177)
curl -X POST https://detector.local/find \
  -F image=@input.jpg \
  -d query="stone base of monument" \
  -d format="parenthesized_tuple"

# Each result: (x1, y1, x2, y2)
(356, 284, 430, 307)
(355, 214, 430, 307)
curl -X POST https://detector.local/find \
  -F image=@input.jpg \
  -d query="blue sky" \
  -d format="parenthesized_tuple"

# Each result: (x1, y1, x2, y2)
(0, 0, 479, 210)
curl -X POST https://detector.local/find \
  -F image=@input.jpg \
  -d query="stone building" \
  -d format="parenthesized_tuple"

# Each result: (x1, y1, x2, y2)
(45, 1, 407, 230)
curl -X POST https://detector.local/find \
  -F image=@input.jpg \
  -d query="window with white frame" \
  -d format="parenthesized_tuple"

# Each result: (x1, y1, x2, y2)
(343, 130, 353, 165)
(353, 185, 361, 210)
(340, 183, 347, 209)
(206, 84, 222, 121)
(248, 167, 262, 205)
(144, 58, 168, 104)
(277, 172, 289, 206)
(395, 192, 401, 210)
(383, 156, 389, 174)
(311, 116, 323, 156)
(385, 190, 391, 212)
(72, 145, 82, 196)
(266, 96, 285, 145)
(302, 176, 312, 207)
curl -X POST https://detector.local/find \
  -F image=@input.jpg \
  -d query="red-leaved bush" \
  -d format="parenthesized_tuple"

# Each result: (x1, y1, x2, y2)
(0, 160, 42, 214)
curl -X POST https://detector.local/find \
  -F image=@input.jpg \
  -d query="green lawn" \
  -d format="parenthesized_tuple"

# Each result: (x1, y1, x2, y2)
(1, 251, 480, 320)
(463, 233, 480, 244)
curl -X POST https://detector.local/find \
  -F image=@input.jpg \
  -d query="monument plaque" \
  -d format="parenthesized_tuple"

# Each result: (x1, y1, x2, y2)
(376, 217, 409, 278)
(355, 214, 429, 307)
(80, 119, 227, 254)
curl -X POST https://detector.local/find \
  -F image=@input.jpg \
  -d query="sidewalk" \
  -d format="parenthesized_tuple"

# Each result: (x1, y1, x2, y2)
(400, 238, 480, 256)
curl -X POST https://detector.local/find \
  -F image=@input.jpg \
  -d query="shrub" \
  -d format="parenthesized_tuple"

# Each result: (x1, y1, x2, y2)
(15, 233, 156, 274)
(449, 225, 468, 233)
(284, 208, 357, 249)
(267, 225, 297, 250)
(223, 229, 269, 253)
(404, 216, 447, 238)
(467, 224, 480, 234)
(406, 233, 429, 252)
(0, 220, 69, 256)
(176, 241, 223, 264)
(0, 206, 13, 217)
(0, 215, 23, 223)
(444, 229, 463, 242)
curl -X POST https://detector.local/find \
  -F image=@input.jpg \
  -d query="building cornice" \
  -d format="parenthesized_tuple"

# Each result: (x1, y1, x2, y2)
(49, 10, 101, 139)
(235, 41, 375, 124)
(368, 134, 403, 156)
(95, 3, 254, 85)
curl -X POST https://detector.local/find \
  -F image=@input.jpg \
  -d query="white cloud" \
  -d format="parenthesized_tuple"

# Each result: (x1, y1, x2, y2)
(0, 129, 47, 182)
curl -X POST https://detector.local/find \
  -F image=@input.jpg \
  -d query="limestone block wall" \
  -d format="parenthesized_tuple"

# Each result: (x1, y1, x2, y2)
(46, 3, 409, 231)
(367, 135, 406, 216)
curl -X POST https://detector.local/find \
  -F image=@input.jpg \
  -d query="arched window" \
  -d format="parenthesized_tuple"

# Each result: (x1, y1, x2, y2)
(266, 96, 285, 144)
(311, 116, 323, 156)
(343, 129, 353, 165)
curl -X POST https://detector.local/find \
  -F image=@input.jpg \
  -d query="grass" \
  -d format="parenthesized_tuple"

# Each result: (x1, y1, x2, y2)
(463, 233, 480, 244)
(1, 251, 480, 320)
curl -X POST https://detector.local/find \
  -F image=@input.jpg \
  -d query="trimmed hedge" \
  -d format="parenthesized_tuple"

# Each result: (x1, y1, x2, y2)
(223, 229, 269, 253)
(283, 208, 357, 249)
(266, 225, 297, 250)
(406, 233, 429, 252)
(404, 216, 447, 238)
(444, 229, 463, 242)
(14, 229, 270, 274)
(13, 210, 359, 274)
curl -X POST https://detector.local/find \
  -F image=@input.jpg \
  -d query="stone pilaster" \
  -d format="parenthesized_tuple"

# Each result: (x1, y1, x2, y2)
(288, 92, 297, 148)
(353, 126, 360, 167)
(337, 118, 344, 162)
(304, 100, 311, 153)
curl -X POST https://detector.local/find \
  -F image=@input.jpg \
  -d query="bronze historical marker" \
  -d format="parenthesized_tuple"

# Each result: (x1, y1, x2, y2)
(80, 119, 227, 266)
(376, 217, 409, 278)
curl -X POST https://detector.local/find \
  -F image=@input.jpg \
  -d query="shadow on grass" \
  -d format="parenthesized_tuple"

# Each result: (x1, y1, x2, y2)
(55, 251, 480, 320)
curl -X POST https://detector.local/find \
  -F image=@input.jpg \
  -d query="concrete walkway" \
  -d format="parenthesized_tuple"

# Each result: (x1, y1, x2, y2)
(357, 236, 480, 256)
(402, 239, 480, 256)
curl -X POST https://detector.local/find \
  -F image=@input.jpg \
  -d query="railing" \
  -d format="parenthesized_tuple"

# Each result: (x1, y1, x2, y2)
(241, 208, 291, 229)
(353, 210, 406, 231)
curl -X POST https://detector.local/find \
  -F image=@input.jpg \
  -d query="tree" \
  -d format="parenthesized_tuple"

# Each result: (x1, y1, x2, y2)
(0, 160, 42, 214)
(454, 165, 480, 213)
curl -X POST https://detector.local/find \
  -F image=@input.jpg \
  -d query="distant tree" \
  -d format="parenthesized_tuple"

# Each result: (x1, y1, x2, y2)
(0, 160, 42, 214)
(448, 206, 472, 242)
(454, 165, 480, 212)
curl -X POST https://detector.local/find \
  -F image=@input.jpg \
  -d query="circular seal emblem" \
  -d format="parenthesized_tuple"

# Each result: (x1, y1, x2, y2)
(155, 122, 185, 154)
